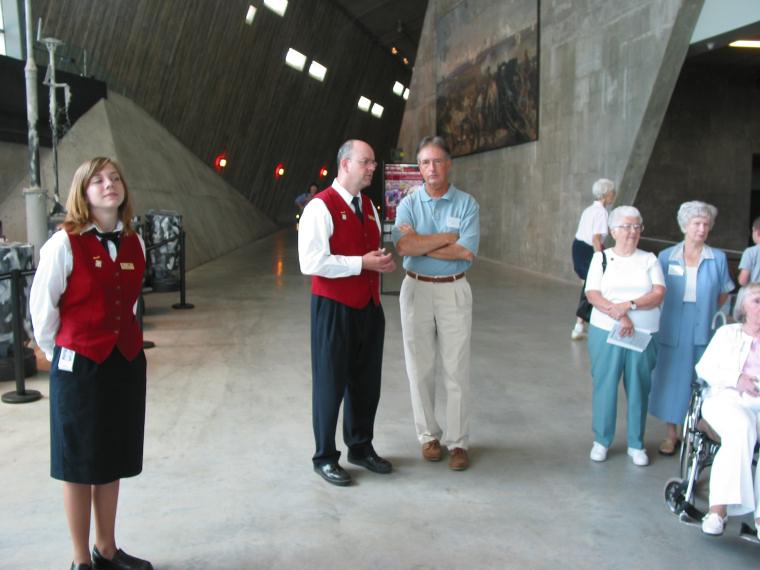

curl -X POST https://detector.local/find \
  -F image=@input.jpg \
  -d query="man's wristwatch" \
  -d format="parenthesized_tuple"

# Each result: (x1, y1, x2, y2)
(629, 300, 638, 311)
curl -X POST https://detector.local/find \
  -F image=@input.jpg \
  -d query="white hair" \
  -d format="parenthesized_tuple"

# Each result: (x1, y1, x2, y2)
(677, 201, 717, 233)
(608, 206, 642, 230)
(734, 283, 760, 322)
(592, 178, 615, 199)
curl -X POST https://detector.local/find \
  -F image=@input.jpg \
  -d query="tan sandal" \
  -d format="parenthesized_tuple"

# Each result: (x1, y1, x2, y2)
(658, 438, 678, 456)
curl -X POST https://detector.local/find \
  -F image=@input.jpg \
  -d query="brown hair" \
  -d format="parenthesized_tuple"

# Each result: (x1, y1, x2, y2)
(416, 136, 451, 161)
(62, 157, 135, 235)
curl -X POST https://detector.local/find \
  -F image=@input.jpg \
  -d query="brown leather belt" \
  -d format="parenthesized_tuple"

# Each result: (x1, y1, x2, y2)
(406, 271, 465, 283)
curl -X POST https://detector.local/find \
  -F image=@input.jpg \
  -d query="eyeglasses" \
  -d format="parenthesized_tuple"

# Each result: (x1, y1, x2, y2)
(614, 224, 644, 232)
(418, 158, 447, 168)
(352, 158, 377, 167)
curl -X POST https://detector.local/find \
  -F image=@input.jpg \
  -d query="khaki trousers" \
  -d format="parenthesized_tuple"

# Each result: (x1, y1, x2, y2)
(399, 275, 472, 449)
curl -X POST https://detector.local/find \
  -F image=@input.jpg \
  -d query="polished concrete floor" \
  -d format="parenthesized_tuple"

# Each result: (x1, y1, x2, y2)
(1, 228, 758, 569)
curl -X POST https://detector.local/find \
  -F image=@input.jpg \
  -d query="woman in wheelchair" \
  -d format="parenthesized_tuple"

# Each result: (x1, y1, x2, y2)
(695, 283, 760, 538)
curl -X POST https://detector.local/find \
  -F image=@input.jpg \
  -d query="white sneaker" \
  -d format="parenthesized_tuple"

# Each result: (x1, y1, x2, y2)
(627, 447, 649, 466)
(701, 512, 727, 536)
(571, 324, 587, 340)
(590, 442, 608, 462)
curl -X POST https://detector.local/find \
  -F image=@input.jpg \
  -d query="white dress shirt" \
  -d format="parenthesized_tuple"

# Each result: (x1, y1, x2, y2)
(298, 179, 382, 278)
(29, 222, 146, 360)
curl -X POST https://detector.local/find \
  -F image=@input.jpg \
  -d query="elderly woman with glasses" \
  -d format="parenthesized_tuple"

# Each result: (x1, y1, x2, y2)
(585, 206, 666, 466)
(649, 201, 734, 457)
(694, 283, 760, 538)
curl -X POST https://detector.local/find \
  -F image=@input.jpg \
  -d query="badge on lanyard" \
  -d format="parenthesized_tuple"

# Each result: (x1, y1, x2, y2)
(58, 348, 76, 372)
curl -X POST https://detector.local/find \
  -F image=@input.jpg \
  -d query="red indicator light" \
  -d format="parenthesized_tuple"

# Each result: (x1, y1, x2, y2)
(214, 151, 229, 172)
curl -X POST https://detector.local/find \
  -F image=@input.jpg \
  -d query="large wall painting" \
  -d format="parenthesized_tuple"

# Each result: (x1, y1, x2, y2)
(436, 0, 539, 157)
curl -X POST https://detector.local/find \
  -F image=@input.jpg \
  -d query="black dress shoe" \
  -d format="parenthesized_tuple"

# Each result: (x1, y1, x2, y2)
(348, 451, 393, 474)
(314, 462, 352, 486)
(92, 546, 153, 570)
(71, 563, 92, 570)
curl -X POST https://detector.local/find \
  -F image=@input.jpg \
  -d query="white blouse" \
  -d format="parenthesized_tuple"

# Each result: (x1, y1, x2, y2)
(585, 248, 665, 333)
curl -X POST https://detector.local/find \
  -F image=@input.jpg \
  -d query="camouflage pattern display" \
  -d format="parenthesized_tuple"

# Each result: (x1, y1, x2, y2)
(0, 243, 35, 358)
(145, 210, 181, 292)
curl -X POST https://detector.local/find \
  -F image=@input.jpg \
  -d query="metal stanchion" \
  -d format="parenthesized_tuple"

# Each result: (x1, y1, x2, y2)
(172, 230, 194, 310)
(2, 269, 42, 404)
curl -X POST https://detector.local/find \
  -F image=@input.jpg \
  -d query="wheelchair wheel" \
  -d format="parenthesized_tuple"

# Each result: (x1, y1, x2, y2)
(665, 477, 687, 514)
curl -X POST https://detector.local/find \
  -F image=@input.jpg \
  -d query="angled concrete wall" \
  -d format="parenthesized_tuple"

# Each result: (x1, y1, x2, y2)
(397, 0, 704, 280)
(0, 92, 277, 268)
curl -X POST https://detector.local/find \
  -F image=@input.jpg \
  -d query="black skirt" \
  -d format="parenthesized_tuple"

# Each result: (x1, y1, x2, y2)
(49, 346, 147, 484)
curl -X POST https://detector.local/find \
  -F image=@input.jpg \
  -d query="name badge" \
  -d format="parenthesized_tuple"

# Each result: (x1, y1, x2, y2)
(58, 347, 76, 372)
(94, 259, 102, 268)
(447, 216, 461, 229)
(340, 211, 347, 221)
(368, 215, 376, 221)
(120, 262, 135, 270)
(667, 264, 684, 276)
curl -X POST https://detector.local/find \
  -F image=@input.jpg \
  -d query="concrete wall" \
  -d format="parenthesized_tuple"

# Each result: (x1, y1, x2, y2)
(0, 91, 277, 268)
(635, 62, 760, 251)
(397, 0, 703, 280)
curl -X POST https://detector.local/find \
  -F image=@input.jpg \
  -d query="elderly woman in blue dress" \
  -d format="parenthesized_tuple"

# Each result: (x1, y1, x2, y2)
(648, 201, 734, 456)
(585, 206, 666, 466)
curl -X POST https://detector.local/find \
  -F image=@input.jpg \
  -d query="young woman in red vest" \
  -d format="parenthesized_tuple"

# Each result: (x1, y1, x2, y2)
(30, 157, 152, 570)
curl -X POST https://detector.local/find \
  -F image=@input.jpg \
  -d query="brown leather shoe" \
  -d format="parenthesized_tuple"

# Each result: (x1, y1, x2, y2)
(421, 440, 442, 462)
(449, 447, 469, 471)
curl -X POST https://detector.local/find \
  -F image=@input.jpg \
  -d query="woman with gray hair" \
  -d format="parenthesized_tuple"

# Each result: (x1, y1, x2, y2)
(694, 283, 760, 538)
(649, 201, 734, 456)
(571, 178, 616, 339)
(585, 206, 666, 465)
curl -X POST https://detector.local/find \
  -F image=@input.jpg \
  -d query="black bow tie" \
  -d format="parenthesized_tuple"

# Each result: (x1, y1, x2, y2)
(92, 229, 121, 249)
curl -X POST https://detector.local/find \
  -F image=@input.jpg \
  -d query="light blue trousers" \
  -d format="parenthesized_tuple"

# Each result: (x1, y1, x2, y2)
(588, 325, 658, 449)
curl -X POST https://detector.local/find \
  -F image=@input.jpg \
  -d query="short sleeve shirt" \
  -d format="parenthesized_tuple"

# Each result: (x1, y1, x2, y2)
(575, 201, 608, 245)
(391, 184, 480, 276)
(739, 244, 760, 283)
(585, 248, 666, 333)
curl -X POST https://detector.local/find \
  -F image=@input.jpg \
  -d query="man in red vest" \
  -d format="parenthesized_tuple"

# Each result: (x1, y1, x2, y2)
(298, 139, 396, 486)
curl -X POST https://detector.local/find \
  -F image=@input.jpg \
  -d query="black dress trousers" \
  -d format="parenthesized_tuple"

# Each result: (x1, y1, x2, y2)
(310, 295, 385, 466)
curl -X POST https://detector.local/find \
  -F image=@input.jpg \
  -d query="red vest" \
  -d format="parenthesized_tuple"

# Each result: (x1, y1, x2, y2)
(311, 187, 381, 308)
(56, 232, 145, 363)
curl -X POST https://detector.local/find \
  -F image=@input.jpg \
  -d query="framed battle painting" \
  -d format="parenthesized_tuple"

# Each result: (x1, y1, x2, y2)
(436, 0, 539, 157)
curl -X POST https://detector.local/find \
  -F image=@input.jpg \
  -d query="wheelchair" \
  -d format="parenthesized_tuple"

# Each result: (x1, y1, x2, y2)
(664, 377, 759, 543)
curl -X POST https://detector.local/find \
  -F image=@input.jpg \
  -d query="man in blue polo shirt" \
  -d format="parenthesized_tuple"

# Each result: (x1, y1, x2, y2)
(393, 136, 480, 471)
